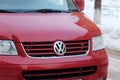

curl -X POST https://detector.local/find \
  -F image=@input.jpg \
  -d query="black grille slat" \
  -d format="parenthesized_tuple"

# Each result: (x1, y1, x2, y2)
(65, 52, 86, 56)
(26, 50, 53, 53)
(22, 66, 96, 80)
(67, 48, 88, 51)
(66, 44, 88, 47)
(64, 40, 88, 43)
(29, 54, 57, 57)
(24, 46, 52, 49)
(23, 42, 53, 45)
(22, 40, 89, 57)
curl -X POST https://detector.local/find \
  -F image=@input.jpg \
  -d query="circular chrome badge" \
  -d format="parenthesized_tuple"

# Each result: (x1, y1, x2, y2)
(54, 41, 66, 55)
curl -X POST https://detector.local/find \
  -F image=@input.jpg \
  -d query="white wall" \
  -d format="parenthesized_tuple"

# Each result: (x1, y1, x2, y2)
(84, 0, 120, 51)
(84, 0, 120, 24)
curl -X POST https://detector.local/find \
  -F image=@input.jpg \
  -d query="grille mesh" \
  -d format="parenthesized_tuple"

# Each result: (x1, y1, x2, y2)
(22, 40, 89, 57)
(22, 66, 96, 80)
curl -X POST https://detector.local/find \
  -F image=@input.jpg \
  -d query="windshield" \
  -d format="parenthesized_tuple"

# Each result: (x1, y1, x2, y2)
(0, 0, 78, 13)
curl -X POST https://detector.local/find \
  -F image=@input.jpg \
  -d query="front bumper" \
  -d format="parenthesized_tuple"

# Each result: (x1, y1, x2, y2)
(0, 49, 108, 80)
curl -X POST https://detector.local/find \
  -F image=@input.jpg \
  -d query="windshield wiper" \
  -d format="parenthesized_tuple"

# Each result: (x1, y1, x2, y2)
(0, 9, 71, 13)
(0, 10, 15, 13)
(26, 9, 71, 13)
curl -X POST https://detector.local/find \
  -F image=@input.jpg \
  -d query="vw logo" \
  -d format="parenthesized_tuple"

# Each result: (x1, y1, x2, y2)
(54, 41, 66, 55)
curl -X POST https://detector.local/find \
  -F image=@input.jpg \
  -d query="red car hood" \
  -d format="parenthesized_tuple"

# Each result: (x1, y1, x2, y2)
(0, 13, 100, 42)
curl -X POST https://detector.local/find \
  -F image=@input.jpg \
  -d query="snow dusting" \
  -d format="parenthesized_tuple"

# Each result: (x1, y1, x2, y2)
(84, 0, 120, 51)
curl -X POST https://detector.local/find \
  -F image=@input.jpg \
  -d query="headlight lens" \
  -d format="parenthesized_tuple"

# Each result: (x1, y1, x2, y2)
(0, 40, 18, 55)
(92, 36, 105, 51)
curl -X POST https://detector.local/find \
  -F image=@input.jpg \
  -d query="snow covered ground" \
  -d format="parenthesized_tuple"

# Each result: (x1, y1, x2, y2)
(106, 48, 120, 80)
(84, 0, 120, 51)
(108, 57, 120, 79)
(84, 0, 120, 80)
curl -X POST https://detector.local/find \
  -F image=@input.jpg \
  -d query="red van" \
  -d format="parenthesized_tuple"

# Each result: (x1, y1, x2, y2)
(0, 0, 108, 80)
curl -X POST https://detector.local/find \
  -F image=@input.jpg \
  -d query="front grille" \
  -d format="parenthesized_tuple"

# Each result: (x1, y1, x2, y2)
(22, 66, 97, 80)
(22, 40, 89, 57)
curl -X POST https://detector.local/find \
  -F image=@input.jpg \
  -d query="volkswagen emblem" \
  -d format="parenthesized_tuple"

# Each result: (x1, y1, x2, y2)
(54, 41, 66, 55)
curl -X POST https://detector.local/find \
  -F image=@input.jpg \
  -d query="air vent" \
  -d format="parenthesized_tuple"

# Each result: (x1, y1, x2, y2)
(22, 66, 96, 80)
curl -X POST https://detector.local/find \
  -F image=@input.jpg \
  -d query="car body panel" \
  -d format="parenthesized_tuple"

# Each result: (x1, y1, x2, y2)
(0, 1, 108, 80)
(0, 12, 100, 42)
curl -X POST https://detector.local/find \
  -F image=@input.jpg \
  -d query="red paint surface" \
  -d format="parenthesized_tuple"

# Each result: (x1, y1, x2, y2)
(0, 0, 108, 80)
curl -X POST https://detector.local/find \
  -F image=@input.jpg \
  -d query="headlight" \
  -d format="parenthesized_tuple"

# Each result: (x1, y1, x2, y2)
(0, 40, 18, 55)
(92, 36, 105, 51)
